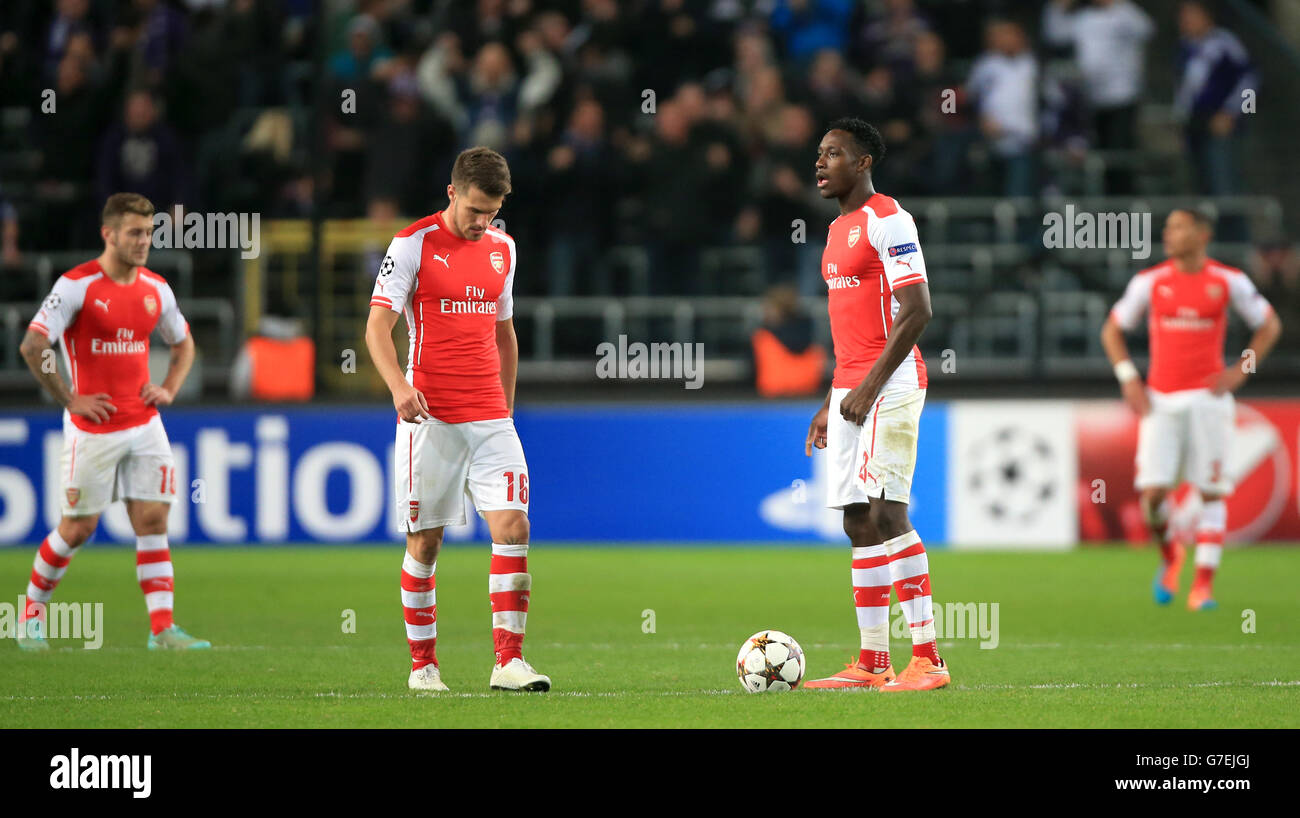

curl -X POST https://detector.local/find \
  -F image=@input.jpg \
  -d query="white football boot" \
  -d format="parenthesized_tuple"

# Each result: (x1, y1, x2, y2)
(408, 664, 449, 692)
(489, 657, 551, 692)
(16, 617, 49, 651)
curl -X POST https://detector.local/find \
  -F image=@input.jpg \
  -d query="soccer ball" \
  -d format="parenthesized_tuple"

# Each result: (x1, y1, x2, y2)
(735, 630, 806, 693)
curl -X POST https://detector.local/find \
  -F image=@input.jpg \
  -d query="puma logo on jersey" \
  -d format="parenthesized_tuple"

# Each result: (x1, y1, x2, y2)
(432, 253, 451, 269)
(94, 299, 110, 312)
(896, 258, 914, 271)
(902, 580, 927, 594)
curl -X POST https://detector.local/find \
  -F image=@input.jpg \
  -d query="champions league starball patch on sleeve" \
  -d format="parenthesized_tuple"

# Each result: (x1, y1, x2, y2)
(888, 243, 918, 257)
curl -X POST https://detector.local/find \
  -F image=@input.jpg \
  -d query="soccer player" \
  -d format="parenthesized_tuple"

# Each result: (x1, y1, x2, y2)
(1101, 208, 1281, 610)
(365, 147, 548, 693)
(802, 118, 949, 692)
(16, 193, 209, 650)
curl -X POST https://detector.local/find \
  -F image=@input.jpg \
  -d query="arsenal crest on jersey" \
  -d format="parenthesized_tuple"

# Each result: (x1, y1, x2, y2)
(143, 294, 158, 315)
(847, 225, 861, 248)
(66, 488, 80, 507)
(1206, 283, 1224, 300)
(490, 251, 505, 274)
(409, 499, 420, 522)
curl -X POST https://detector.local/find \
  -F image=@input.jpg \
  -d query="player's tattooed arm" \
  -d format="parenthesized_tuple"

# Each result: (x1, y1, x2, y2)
(496, 318, 518, 416)
(839, 283, 932, 425)
(1100, 316, 1150, 415)
(364, 306, 431, 421)
(18, 329, 116, 422)
(142, 332, 195, 407)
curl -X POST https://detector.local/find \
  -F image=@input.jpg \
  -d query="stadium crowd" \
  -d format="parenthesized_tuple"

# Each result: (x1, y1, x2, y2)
(0, 0, 1270, 297)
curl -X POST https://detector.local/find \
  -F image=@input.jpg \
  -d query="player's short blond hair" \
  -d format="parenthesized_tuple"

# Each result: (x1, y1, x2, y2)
(102, 193, 155, 227)
(451, 147, 512, 199)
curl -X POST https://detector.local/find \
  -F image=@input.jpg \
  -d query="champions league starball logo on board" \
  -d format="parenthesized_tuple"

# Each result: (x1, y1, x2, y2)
(963, 426, 1058, 524)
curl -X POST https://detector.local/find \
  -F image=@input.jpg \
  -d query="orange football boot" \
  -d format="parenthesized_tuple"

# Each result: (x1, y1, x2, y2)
(880, 656, 950, 692)
(804, 659, 896, 689)
(1187, 584, 1218, 611)
(1153, 540, 1185, 605)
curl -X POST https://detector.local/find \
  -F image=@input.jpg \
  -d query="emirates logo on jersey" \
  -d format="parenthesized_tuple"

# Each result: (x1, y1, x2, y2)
(143, 295, 157, 316)
(490, 252, 505, 274)
(847, 225, 861, 248)
(66, 488, 80, 508)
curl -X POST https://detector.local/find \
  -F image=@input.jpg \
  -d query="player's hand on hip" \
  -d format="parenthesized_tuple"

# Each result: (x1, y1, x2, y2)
(394, 384, 432, 422)
(1121, 379, 1150, 416)
(805, 405, 829, 456)
(140, 383, 174, 407)
(1211, 365, 1246, 396)
(838, 383, 877, 426)
(68, 393, 116, 424)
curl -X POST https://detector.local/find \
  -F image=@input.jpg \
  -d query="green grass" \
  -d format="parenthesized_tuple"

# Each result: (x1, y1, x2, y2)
(1, 544, 1297, 728)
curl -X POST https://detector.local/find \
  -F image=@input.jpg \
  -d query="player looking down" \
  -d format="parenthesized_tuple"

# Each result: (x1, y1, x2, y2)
(365, 147, 549, 693)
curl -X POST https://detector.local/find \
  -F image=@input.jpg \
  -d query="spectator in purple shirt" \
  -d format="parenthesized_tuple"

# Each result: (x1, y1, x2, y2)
(96, 89, 192, 212)
(1175, 0, 1258, 194)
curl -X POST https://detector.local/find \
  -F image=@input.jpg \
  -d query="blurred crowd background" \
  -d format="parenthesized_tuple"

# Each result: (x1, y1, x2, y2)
(0, 0, 1297, 397)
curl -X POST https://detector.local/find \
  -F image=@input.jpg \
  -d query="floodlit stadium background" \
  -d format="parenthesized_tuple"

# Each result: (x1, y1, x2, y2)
(1, 0, 1299, 550)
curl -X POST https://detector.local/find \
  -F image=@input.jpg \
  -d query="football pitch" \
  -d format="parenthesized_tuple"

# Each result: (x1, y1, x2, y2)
(1, 545, 1297, 728)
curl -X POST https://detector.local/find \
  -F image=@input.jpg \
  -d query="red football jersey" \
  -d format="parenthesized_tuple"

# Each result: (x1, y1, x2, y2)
(1110, 258, 1273, 393)
(28, 260, 190, 433)
(821, 193, 928, 391)
(369, 211, 516, 423)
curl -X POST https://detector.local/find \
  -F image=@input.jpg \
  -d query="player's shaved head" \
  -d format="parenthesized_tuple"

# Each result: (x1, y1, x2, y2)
(826, 117, 886, 166)
(817, 119, 885, 208)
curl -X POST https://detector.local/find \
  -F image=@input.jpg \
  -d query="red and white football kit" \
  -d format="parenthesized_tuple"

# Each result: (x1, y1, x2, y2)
(1110, 258, 1273, 495)
(370, 211, 528, 534)
(372, 211, 535, 677)
(28, 260, 189, 516)
(22, 260, 191, 639)
(814, 192, 946, 687)
(822, 193, 929, 508)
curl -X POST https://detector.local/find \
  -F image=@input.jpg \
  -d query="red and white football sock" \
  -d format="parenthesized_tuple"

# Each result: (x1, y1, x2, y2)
(1145, 494, 1179, 562)
(1193, 499, 1226, 593)
(489, 543, 530, 666)
(851, 543, 891, 672)
(136, 534, 175, 635)
(401, 552, 438, 671)
(885, 530, 941, 665)
(25, 529, 79, 621)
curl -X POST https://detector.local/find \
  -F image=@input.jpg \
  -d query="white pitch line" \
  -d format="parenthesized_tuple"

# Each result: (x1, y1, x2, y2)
(0, 681, 1296, 704)
(10, 640, 1296, 655)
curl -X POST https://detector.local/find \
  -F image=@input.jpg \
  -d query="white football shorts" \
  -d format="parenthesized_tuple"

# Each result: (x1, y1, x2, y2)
(826, 386, 926, 507)
(394, 416, 529, 532)
(1135, 388, 1234, 495)
(60, 413, 177, 516)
